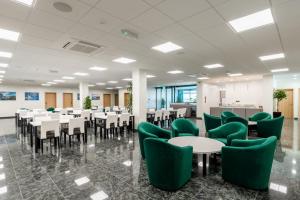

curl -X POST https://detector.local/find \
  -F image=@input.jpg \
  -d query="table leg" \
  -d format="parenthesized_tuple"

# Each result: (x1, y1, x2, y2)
(132, 116, 135, 131)
(94, 119, 97, 136)
(35, 128, 38, 153)
(203, 154, 207, 176)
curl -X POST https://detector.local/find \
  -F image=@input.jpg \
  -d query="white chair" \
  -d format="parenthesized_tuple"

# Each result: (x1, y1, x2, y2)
(154, 110, 163, 126)
(107, 112, 116, 115)
(113, 106, 119, 112)
(73, 109, 82, 115)
(105, 107, 111, 112)
(38, 120, 60, 153)
(148, 108, 155, 113)
(119, 113, 130, 133)
(162, 110, 170, 127)
(60, 109, 68, 115)
(54, 108, 62, 112)
(81, 110, 90, 121)
(63, 117, 86, 146)
(33, 113, 48, 121)
(104, 114, 118, 136)
(48, 113, 59, 119)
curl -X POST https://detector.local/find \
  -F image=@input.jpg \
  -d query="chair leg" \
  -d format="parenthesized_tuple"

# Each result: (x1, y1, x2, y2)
(69, 135, 71, 147)
(41, 140, 43, 154)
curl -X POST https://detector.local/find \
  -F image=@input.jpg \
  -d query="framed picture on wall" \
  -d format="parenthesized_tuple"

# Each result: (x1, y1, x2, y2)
(77, 93, 80, 100)
(0, 91, 16, 100)
(25, 92, 39, 101)
(92, 94, 100, 100)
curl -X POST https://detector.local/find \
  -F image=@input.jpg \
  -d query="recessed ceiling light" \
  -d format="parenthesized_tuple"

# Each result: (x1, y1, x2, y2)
(122, 78, 132, 81)
(167, 70, 184, 74)
(197, 77, 209, 80)
(106, 87, 113, 90)
(115, 86, 123, 89)
(62, 76, 75, 80)
(88, 84, 95, 87)
(41, 83, 51, 86)
(271, 68, 289, 73)
(0, 71, 6, 74)
(146, 75, 156, 78)
(122, 160, 132, 167)
(229, 9, 274, 32)
(89, 66, 107, 71)
(0, 28, 20, 42)
(259, 53, 285, 61)
(0, 186, 7, 195)
(292, 169, 297, 175)
(12, 0, 34, 7)
(74, 72, 89, 76)
(96, 82, 106, 86)
(292, 159, 296, 164)
(0, 51, 12, 58)
(0, 63, 8, 68)
(152, 42, 183, 53)
(113, 57, 136, 64)
(90, 191, 108, 200)
(65, 170, 70, 174)
(74, 177, 90, 186)
(53, 80, 65, 83)
(0, 164, 3, 169)
(227, 73, 243, 77)
(47, 82, 57, 84)
(203, 64, 224, 69)
(0, 75, 3, 78)
(108, 81, 118, 84)
(0, 173, 5, 181)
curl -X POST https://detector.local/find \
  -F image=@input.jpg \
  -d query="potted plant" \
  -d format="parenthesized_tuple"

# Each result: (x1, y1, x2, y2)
(161, 98, 166, 109)
(83, 96, 92, 110)
(127, 82, 133, 114)
(273, 89, 287, 118)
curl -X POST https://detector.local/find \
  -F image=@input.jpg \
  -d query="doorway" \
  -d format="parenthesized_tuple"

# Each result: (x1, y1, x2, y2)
(63, 93, 73, 108)
(103, 94, 111, 107)
(278, 89, 293, 119)
(45, 92, 57, 109)
(124, 93, 130, 107)
(115, 94, 119, 106)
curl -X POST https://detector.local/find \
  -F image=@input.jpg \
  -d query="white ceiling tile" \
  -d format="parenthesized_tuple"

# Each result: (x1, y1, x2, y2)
(96, 0, 150, 20)
(156, 0, 211, 21)
(22, 24, 64, 41)
(143, 0, 165, 6)
(0, 15, 25, 32)
(130, 9, 174, 32)
(207, 0, 230, 6)
(154, 24, 193, 40)
(0, 0, 31, 21)
(79, 0, 100, 6)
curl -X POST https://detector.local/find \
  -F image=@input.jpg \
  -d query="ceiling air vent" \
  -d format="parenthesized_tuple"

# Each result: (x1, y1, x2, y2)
(62, 39, 104, 55)
(24, 79, 35, 83)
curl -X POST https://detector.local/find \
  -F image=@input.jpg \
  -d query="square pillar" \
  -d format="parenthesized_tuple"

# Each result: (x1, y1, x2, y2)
(261, 75, 273, 114)
(79, 82, 89, 109)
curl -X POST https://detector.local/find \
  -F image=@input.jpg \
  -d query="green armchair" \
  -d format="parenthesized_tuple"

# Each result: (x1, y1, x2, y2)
(144, 138, 193, 191)
(203, 113, 221, 132)
(248, 112, 272, 122)
(225, 116, 248, 127)
(221, 136, 277, 190)
(221, 111, 239, 124)
(171, 118, 199, 137)
(138, 122, 172, 159)
(208, 122, 247, 145)
(257, 116, 284, 139)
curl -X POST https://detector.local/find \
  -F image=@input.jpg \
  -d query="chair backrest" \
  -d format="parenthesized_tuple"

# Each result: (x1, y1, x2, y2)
(19, 110, 29, 119)
(60, 109, 68, 115)
(91, 110, 102, 120)
(54, 108, 62, 112)
(68, 117, 84, 135)
(33, 109, 45, 114)
(119, 113, 130, 126)
(40, 120, 59, 139)
(81, 110, 90, 121)
(148, 108, 155, 113)
(113, 106, 119, 111)
(176, 108, 186, 118)
(106, 114, 118, 128)
(257, 116, 284, 139)
(48, 113, 60, 119)
(203, 113, 222, 132)
(59, 115, 74, 120)
(249, 112, 272, 122)
(105, 107, 111, 112)
(221, 111, 239, 124)
(225, 116, 248, 127)
(33, 113, 48, 121)
(34, 116, 51, 123)
(107, 111, 116, 115)
(94, 112, 106, 118)
(154, 110, 163, 121)
(73, 109, 82, 115)
(162, 110, 170, 120)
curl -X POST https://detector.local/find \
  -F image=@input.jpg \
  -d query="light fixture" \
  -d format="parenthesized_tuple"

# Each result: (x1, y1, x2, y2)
(0, 71, 5, 74)
(269, 182, 287, 194)
(90, 191, 108, 200)
(203, 64, 224, 69)
(47, 82, 57, 84)
(0, 28, 20, 42)
(74, 177, 90, 186)
(88, 84, 95, 87)
(0, 157, 2, 162)
(259, 53, 285, 61)
(62, 76, 75, 80)
(292, 169, 297, 175)
(293, 159, 297, 164)
(113, 57, 136, 64)
(167, 70, 184, 74)
(0, 51, 12, 58)
(271, 68, 289, 73)
(122, 78, 132, 81)
(96, 82, 106, 86)
(122, 160, 132, 167)
(65, 170, 70, 174)
(146, 75, 156, 78)
(0, 186, 7, 195)
(227, 73, 243, 77)
(53, 80, 65, 83)
(0, 173, 5, 181)
(197, 77, 209, 80)
(74, 72, 89, 76)
(0, 164, 3, 169)
(115, 86, 123, 89)
(152, 42, 183, 53)
(41, 83, 51, 86)
(0, 63, 8, 68)
(88, 144, 95, 148)
(89, 66, 107, 71)
(106, 87, 113, 90)
(229, 8, 274, 32)
(0, 75, 3, 78)
(108, 81, 118, 84)
(12, 0, 34, 7)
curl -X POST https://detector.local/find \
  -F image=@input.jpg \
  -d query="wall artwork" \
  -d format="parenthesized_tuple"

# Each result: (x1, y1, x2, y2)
(25, 92, 39, 101)
(77, 93, 80, 100)
(0, 91, 16, 100)
(92, 94, 100, 100)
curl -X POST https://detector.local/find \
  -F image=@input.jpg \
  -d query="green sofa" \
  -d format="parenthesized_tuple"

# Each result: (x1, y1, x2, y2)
(257, 116, 284, 139)
(171, 118, 199, 137)
(208, 122, 247, 145)
(137, 122, 172, 159)
(203, 113, 221, 132)
(221, 111, 239, 124)
(144, 138, 193, 191)
(222, 136, 277, 190)
(248, 112, 272, 122)
(225, 116, 248, 127)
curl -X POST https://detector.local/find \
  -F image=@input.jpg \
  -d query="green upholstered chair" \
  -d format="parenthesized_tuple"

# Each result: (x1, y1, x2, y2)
(225, 116, 248, 127)
(221, 111, 239, 124)
(203, 113, 221, 132)
(221, 136, 277, 190)
(138, 122, 172, 159)
(171, 118, 199, 137)
(144, 138, 193, 191)
(248, 112, 272, 122)
(257, 116, 284, 140)
(208, 122, 247, 146)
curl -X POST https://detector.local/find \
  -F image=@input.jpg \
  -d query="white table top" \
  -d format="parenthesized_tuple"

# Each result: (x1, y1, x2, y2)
(30, 119, 70, 127)
(94, 114, 134, 119)
(168, 136, 225, 154)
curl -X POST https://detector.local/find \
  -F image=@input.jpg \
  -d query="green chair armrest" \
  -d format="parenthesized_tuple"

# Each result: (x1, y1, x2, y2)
(231, 138, 266, 147)
(157, 128, 172, 139)
(227, 131, 246, 146)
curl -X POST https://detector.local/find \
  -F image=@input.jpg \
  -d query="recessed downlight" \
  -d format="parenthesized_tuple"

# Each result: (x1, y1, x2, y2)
(227, 73, 243, 77)
(146, 75, 156, 78)
(0, 63, 8, 68)
(197, 77, 209, 80)
(203, 64, 224, 69)
(74, 72, 89, 76)
(0, 28, 20, 42)
(152, 42, 183, 53)
(271, 68, 289, 73)
(89, 66, 107, 71)
(0, 51, 12, 58)
(167, 70, 184, 74)
(113, 57, 136, 64)
(62, 76, 75, 80)
(53, 2, 72, 13)
(122, 78, 132, 81)
(259, 53, 285, 61)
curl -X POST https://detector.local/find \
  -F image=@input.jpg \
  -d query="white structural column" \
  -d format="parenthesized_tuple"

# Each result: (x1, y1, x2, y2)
(261, 75, 274, 114)
(196, 82, 219, 118)
(196, 82, 204, 118)
(79, 82, 89, 109)
(132, 68, 147, 128)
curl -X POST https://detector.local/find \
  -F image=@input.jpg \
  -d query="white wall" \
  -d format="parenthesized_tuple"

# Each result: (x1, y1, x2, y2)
(147, 87, 156, 109)
(0, 85, 117, 117)
(118, 88, 128, 107)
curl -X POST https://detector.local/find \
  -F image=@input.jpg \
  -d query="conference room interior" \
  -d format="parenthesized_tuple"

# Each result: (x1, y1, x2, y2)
(0, 0, 300, 199)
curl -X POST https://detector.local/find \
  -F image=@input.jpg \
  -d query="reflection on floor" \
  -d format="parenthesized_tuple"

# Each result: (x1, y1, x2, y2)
(0, 118, 299, 199)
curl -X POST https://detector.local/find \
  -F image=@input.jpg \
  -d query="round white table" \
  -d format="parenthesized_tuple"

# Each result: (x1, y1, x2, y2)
(168, 136, 225, 175)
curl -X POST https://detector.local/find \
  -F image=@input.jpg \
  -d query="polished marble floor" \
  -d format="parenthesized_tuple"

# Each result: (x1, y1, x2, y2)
(0, 118, 299, 199)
